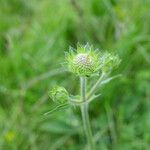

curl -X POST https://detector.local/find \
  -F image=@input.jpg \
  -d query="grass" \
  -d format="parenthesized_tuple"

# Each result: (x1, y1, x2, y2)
(0, 0, 150, 149)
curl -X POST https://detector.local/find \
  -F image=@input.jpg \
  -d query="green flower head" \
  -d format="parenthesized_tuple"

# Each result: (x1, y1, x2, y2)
(66, 44, 100, 77)
(100, 52, 121, 73)
(49, 86, 69, 104)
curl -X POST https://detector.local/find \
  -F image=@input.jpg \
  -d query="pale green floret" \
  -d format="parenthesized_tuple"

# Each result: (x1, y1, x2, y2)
(73, 53, 94, 76)
(49, 86, 69, 104)
(67, 52, 100, 76)
(65, 44, 101, 76)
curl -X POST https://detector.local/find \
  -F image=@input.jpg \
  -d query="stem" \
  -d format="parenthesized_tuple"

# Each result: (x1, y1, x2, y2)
(80, 77, 95, 150)
(87, 73, 105, 100)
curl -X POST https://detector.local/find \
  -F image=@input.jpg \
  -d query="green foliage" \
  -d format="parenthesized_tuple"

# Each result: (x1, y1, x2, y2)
(0, 0, 150, 150)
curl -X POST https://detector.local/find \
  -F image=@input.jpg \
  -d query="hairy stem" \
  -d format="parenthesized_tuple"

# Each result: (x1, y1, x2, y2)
(80, 77, 95, 150)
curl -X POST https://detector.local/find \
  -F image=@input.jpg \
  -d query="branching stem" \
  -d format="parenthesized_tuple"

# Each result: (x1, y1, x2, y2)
(87, 73, 105, 100)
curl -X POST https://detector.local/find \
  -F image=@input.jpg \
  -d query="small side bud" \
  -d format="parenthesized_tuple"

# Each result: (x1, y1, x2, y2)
(100, 52, 121, 74)
(49, 86, 69, 104)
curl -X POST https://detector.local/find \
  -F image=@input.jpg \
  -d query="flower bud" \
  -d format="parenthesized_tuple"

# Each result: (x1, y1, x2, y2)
(100, 52, 121, 73)
(66, 44, 100, 76)
(49, 86, 69, 104)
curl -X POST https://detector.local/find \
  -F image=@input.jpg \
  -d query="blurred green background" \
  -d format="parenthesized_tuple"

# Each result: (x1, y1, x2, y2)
(0, 0, 150, 150)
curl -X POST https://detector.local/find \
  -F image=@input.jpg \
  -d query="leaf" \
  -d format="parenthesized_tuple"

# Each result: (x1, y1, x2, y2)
(101, 74, 122, 85)
(44, 103, 69, 116)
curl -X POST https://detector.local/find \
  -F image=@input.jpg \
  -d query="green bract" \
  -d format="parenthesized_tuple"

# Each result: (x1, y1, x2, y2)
(49, 86, 69, 104)
(66, 44, 100, 76)
(100, 52, 121, 73)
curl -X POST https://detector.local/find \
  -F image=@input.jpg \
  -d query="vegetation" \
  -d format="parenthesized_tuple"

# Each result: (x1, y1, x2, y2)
(0, 0, 150, 150)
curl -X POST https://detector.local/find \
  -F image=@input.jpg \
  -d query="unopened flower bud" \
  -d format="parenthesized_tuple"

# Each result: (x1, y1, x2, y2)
(66, 44, 100, 76)
(100, 52, 121, 73)
(49, 86, 69, 104)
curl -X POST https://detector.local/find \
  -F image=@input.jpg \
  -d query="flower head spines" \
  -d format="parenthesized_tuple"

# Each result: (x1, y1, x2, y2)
(66, 44, 100, 76)
(76, 43, 92, 53)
